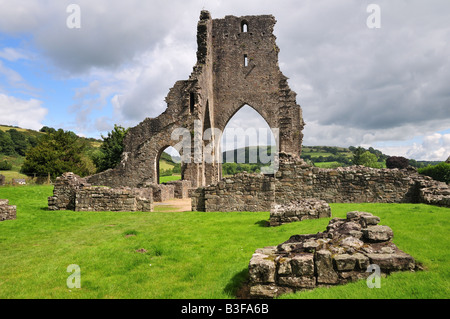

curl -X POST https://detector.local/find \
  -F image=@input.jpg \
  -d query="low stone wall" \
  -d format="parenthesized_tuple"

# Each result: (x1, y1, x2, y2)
(48, 172, 153, 212)
(0, 199, 16, 221)
(151, 184, 175, 202)
(75, 187, 153, 212)
(166, 180, 193, 199)
(192, 154, 450, 212)
(191, 173, 275, 212)
(270, 199, 331, 226)
(0, 174, 5, 186)
(48, 172, 90, 211)
(418, 179, 450, 207)
(248, 211, 416, 299)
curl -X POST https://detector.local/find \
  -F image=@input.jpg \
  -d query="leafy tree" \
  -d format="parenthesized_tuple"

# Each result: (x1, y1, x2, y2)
(418, 163, 450, 184)
(160, 168, 173, 177)
(21, 129, 94, 179)
(359, 151, 382, 168)
(93, 125, 128, 173)
(0, 130, 16, 155)
(7, 129, 28, 156)
(352, 147, 366, 165)
(0, 160, 12, 170)
(40, 126, 57, 134)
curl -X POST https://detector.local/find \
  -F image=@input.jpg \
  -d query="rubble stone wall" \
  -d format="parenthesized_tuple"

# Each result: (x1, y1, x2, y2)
(192, 156, 450, 212)
(75, 187, 153, 212)
(48, 173, 153, 212)
(191, 173, 276, 212)
(0, 199, 16, 221)
(166, 180, 193, 199)
(151, 184, 175, 202)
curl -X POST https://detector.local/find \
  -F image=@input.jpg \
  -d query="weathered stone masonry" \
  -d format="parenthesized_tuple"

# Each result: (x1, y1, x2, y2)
(85, 11, 304, 190)
(248, 211, 416, 299)
(0, 199, 16, 221)
(192, 154, 450, 212)
(48, 173, 153, 212)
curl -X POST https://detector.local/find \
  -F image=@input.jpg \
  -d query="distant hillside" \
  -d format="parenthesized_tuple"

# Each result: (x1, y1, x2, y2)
(0, 124, 102, 183)
(221, 145, 440, 169)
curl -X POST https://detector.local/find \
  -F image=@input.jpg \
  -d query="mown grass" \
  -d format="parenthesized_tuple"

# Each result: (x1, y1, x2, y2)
(0, 185, 448, 299)
(159, 175, 181, 184)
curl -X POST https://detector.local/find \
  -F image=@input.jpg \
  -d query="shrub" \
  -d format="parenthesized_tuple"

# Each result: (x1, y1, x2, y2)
(386, 156, 409, 169)
(0, 160, 13, 170)
(418, 162, 450, 184)
(160, 169, 173, 177)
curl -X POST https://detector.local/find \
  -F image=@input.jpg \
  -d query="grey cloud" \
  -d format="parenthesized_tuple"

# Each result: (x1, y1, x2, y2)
(1, 0, 449, 159)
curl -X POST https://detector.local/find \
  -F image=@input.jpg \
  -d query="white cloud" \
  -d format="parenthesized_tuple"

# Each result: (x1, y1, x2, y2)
(406, 133, 450, 161)
(0, 48, 29, 62)
(0, 93, 48, 130)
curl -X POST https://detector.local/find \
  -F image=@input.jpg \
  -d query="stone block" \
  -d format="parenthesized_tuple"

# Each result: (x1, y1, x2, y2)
(291, 253, 315, 277)
(315, 250, 339, 284)
(249, 252, 276, 284)
(362, 225, 394, 242)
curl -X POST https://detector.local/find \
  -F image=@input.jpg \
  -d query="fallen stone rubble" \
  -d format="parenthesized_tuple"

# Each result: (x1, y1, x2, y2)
(248, 211, 417, 298)
(270, 199, 331, 226)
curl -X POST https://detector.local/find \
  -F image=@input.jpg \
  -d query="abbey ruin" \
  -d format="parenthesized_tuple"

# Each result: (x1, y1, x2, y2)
(48, 11, 450, 212)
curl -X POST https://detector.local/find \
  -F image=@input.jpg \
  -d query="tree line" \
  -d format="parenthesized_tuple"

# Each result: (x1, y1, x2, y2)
(2, 124, 447, 184)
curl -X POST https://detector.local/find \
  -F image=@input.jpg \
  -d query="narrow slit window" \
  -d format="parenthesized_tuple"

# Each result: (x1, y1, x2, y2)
(244, 55, 248, 67)
(242, 22, 248, 33)
(189, 92, 195, 114)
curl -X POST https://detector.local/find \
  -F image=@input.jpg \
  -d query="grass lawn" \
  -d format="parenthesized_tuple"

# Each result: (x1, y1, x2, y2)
(0, 185, 448, 299)
(159, 175, 181, 184)
(314, 162, 341, 168)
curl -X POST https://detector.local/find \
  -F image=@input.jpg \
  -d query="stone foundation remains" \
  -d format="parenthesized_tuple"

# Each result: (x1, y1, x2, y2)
(74, 187, 153, 212)
(248, 211, 416, 299)
(166, 180, 193, 199)
(192, 154, 450, 212)
(269, 199, 331, 226)
(48, 173, 153, 212)
(0, 199, 16, 221)
(150, 184, 175, 203)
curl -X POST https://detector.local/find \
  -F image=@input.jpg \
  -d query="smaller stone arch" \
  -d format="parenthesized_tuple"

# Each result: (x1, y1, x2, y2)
(156, 145, 182, 184)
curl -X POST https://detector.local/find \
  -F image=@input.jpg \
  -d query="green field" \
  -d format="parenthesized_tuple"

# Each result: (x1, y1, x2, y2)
(160, 175, 182, 184)
(0, 185, 449, 299)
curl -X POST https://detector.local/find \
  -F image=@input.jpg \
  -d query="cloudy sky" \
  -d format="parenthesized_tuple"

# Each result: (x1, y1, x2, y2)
(0, 0, 449, 161)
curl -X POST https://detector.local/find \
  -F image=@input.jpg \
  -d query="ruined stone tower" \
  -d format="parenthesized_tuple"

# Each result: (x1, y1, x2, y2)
(87, 11, 304, 188)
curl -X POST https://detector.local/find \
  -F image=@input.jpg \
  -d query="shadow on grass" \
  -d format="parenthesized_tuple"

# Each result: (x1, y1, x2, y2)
(223, 268, 251, 299)
(254, 220, 270, 227)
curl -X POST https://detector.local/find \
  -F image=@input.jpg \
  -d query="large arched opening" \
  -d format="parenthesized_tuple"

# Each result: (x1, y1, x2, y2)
(157, 146, 182, 184)
(220, 104, 278, 177)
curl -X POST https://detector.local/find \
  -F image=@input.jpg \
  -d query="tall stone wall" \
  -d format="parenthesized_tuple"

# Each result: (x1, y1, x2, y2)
(85, 10, 304, 190)
(192, 155, 450, 212)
